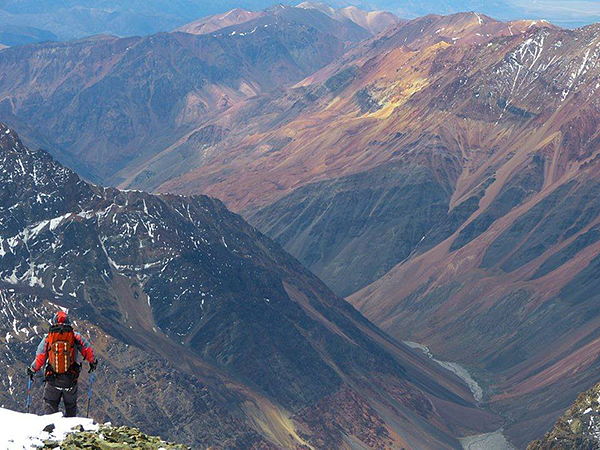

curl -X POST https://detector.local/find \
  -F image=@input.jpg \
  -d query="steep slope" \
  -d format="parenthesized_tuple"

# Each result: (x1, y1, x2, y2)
(528, 381, 600, 450)
(150, 13, 556, 295)
(0, 123, 501, 449)
(0, 17, 348, 183)
(346, 23, 600, 446)
(135, 16, 600, 446)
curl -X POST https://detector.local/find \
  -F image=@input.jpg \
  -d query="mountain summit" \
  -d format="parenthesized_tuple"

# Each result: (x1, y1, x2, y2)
(178, 4, 400, 38)
(296, 2, 402, 34)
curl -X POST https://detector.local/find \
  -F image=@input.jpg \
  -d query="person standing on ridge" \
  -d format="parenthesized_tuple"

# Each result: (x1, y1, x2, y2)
(27, 311, 98, 417)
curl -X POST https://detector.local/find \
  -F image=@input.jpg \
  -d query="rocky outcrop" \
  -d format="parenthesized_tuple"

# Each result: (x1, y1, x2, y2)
(528, 382, 600, 450)
(43, 424, 189, 450)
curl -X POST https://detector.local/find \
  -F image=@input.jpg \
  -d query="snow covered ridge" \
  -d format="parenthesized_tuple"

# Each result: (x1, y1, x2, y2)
(0, 408, 97, 449)
(0, 407, 189, 449)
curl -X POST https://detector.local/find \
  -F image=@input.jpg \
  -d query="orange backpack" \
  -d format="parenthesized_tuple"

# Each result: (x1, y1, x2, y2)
(46, 324, 76, 375)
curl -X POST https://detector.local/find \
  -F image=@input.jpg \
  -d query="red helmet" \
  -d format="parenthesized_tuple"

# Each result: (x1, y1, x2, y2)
(52, 311, 70, 325)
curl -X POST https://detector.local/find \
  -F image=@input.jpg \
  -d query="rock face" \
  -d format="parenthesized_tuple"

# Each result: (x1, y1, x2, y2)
(528, 382, 600, 450)
(0, 123, 501, 448)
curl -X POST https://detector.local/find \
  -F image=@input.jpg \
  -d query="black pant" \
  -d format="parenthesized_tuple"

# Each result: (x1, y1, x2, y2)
(44, 382, 78, 417)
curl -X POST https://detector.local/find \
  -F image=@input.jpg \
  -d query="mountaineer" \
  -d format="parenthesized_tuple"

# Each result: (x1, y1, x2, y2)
(27, 311, 98, 417)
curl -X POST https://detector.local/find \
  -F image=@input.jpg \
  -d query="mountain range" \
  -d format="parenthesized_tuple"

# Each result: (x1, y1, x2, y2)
(0, 1, 399, 45)
(0, 123, 501, 448)
(330, 0, 600, 28)
(178, 3, 400, 37)
(0, 4, 397, 184)
(0, 0, 597, 46)
(99, 11, 600, 447)
(2, 4, 600, 448)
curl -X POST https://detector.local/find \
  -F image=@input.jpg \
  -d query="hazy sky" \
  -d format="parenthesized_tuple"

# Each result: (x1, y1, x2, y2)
(1, 0, 599, 45)
(341, 0, 600, 26)
(513, 0, 600, 22)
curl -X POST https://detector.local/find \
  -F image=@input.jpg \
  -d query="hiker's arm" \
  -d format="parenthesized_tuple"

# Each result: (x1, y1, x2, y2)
(74, 332, 96, 363)
(30, 335, 48, 372)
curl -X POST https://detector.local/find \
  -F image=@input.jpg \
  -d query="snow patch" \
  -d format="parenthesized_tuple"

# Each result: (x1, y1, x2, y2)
(0, 408, 97, 449)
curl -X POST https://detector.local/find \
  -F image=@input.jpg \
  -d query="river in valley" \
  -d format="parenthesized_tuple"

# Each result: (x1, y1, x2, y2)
(402, 341, 516, 450)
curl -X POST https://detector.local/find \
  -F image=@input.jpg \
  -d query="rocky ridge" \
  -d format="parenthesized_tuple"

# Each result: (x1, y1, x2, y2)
(528, 381, 600, 450)
(43, 424, 190, 450)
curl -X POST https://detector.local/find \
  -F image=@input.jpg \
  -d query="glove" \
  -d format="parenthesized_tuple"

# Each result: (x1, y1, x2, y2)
(88, 360, 98, 373)
(27, 367, 35, 381)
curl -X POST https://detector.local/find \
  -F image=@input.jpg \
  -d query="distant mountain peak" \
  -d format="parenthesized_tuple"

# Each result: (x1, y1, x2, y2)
(297, 1, 336, 15)
(296, 1, 402, 34)
(176, 8, 265, 34)
(178, 3, 399, 38)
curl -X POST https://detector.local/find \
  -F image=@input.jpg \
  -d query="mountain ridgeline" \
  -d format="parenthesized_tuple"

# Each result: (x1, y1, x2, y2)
(0, 4, 397, 185)
(0, 123, 501, 448)
(3, 7, 600, 449)
(0, 0, 595, 43)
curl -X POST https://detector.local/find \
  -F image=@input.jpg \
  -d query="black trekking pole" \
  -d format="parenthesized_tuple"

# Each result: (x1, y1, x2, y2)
(26, 377, 32, 414)
(86, 372, 94, 418)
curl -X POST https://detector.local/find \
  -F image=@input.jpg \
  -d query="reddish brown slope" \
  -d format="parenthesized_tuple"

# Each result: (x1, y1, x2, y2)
(156, 13, 555, 209)
(148, 14, 557, 296)
(347, 24, 600, 447)
(151, 17, 600, 446)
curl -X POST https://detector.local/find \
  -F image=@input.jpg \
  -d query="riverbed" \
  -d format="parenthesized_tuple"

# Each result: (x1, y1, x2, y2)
(459, 430, 516, 450)
(402, 341, 515, 450)
(403, 341, 483, 402)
